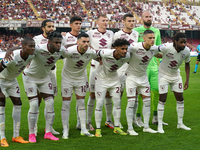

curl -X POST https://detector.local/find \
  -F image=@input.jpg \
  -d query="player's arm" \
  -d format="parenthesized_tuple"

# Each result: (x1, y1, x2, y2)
(4, 46, 21, 61)
(0, 61, 6, 72)
(154, 53, 162, 58)
(184, 62, 190, 90)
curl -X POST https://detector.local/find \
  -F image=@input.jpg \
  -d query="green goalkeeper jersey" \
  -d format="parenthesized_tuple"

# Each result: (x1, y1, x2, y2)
(133, 25, 161, 69)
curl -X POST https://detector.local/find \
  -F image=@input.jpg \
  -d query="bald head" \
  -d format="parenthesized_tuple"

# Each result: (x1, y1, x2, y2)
(142, 10, 152, 27)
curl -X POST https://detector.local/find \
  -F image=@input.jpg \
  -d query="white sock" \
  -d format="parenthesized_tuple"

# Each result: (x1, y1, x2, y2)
(157, 101, 165, 127)
(126, 98, 135, 130)
(0, 106, 5, 139)
(12, 105, 21, 138)
(44, 97, 55, 133)
(143, 98, 151, 128)
(28, 98, 38, 134)
(87, 97, 95, 124)
(112, 98, 121, 127)
(105, 98, 112, 122)
(76, 102, 80, 126)
(95, 99, 104, 129)
(77, 99, 87, 131)
(177, 100, 184, 124)
(133, 95, 138, 121)
(61, 100, 71, 130)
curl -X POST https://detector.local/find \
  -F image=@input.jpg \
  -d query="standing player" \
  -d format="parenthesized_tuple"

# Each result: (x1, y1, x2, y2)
(113, 14, 138, 127)
(33, 19, 59, 135)
(61, 33, 97, 139)
(133, 10, 167, 126)
(86, 14, 114, 130)
(193, 43, 200, 73)
(95, 39, 130, 137)
(23, 32, 64, 142)
(62, 16, 85, 130)
(126, 30, 162, 135)
(157, 32, 191, 133)
(0, 38, 35, 147)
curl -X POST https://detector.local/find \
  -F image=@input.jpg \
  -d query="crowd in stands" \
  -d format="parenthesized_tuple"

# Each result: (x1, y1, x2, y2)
(0, 0, 36, 20)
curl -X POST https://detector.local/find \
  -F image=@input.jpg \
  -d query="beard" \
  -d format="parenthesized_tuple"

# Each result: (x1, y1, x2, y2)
(143, 20, 152, 27)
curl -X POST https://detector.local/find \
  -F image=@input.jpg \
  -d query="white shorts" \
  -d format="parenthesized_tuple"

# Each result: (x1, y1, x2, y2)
(0, 78, 20, 98)
(49, 69, 57, 96)
(126, 74, 150, 97)
(95, 76, 121, 101)
(89, 65, 97, 93)
(61, 77, 88, 97)
(158, 73, 183, 94)
(23, 73, 53, 97)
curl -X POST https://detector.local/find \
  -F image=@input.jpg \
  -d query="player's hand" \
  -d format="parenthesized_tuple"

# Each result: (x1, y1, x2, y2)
(99, 58, 103, 65)
(61, 32, 67, 36)
(184, 81, 189, 90)
(4, 50, 14, 61)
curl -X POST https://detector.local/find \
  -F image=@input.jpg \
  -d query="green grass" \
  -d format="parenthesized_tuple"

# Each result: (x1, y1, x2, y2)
(3, 57, 200, 150)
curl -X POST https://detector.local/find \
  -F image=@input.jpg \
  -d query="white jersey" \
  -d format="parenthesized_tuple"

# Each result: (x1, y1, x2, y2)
(0, 50, 35, 80)
(113, 29, 138, 44)
(114, 29, 139, 73)
(62, 45, 98, 82)
(87, 29, 114, 66)
(126, 42, 159, 77)
(158, 43, 190, 77)
(24, 44, 65, 78)
(62, 32, 78, 47)
(33, 34, 48, 44)
(96, 49, 130, 80)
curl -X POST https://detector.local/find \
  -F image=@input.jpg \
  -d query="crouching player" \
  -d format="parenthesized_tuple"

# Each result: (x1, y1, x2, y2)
(0, 38, 35, 147)
(95, 38, 130, 137)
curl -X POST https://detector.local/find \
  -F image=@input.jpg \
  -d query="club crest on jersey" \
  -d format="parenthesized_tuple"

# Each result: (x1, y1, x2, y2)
(96, 92, 102, 98)
(85, 54, 90, 59)
(64, 88, 69, 94)
(166, 53, 174, 59)
(136, 49, 145, 55)
(28, 88, 34, 93)
(181, 54, 185, 58)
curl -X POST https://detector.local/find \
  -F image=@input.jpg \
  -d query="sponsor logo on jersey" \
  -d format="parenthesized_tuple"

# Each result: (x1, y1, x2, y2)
(136, 49, 145, 55)
(92, 32, 101, 38)
(106, 58, 115, 63)
(41, 51, 51, 56)
(70, 53, 80, 59)
(75, 60, 84, 68)
(120, 34, 129, 39)
(109, 64, 119, 72)
(99, 38, 107, 47)
(168, 60, 178, 69)
(67, 36, 76, 42)
(129, 39, 134, 44)
(166, 53, 174, 59)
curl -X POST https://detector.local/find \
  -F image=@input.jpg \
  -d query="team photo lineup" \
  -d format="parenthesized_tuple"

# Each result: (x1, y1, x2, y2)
(1, 1, 200, 148)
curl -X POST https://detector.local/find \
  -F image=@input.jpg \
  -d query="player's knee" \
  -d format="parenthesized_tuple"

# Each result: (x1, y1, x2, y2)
(96, 100, 103, 110)
(29, 98, 38, 112)
(44, 97, 54, 111)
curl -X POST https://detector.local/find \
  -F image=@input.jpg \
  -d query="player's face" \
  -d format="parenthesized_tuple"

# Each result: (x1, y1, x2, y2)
(124, 17, 134, 30)
(97, 17, 108, 30)
(77, 37, 90, 53)
(143, 33, 155, 46)
(70, 21, 82, 32)
(49, 37, 62, 52)
(142, 12, 152, 27)
(116, 45, 128, 58)
(43, 22, 54, 36)
(175, 38, 186, 52)
(23, 41, 35, 55)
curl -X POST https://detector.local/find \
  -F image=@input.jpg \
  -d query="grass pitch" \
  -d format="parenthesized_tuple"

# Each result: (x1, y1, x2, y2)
(3, 57, 200, 150)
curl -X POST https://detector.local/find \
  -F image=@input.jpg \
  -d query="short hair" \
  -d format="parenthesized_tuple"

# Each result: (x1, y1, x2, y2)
(143, 30, 154, 36)
(112, 38, 130, 47)
(77, 32, 89, 40)
(22, 37, 34, 45)
(70, 16, 82, 24)
(97, 14, 107, 20)
(47, 31, 63, 41)
(41, 19, 53, 28)
(123, 14, 134, 21)
(173, 32, 186, 42)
